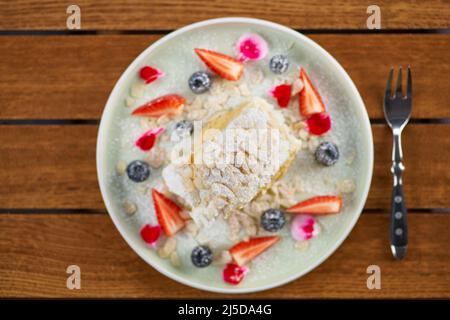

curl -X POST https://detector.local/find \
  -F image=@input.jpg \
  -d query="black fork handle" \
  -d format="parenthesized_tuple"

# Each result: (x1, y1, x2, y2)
(390, 134, 408, 259)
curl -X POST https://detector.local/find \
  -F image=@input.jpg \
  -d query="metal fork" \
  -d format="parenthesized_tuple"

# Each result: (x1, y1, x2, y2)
(383, 67, 412, 260)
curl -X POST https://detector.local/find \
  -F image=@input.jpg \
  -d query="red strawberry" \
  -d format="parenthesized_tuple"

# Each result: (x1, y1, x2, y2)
(132, 94, 185, 118)
(299, 69, 326, 117)
(229, 236, 280, 266)
(287, 196, 342, 215)
(151, 188, 185, 236)
(270, 84, 292, 108)
(223, 263, 249, 285)
(194, 48, 244, 81)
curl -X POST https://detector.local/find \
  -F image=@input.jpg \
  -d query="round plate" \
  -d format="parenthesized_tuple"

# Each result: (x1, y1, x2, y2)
(97, 17, 373, 293)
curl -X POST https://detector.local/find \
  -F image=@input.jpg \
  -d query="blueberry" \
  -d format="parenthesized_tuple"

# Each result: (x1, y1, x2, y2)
(269, 55, 289, 74)
(261, 209, 286, 232)
(191, 245, 213, 268)
(126, 160, 150, 182)
(315, 142, 339, 166)
(175, 120, 194, 137)
(188, 71, 212, 94)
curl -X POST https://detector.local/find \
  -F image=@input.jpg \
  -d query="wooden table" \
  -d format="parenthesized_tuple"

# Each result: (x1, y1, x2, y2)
(1, 0, 449, 299)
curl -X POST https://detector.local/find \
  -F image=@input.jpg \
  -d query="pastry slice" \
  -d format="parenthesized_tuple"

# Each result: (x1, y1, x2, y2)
(163, 98, 301, 223)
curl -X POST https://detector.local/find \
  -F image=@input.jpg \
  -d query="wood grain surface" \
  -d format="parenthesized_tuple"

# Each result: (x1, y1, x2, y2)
(0, 213, 448, 298)
(1, 0, 449, 299)
(1, 124, 449, 210)
(1, 34, 450, 119)
(1, 0, 449, 30)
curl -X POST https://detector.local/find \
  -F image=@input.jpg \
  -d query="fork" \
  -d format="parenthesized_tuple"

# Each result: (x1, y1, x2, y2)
(383, 66, 412, 260)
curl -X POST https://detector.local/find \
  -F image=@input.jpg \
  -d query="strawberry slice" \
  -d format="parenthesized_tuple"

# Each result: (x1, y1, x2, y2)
(270, 84, 292, 108)
(287, 196, 342, 215)
(132, 94, 185, 118)
(299, 69, 326, 117)
(151, 188, 185, 236)
(229, 236, 280, 266)
(194, 48, 244, 81)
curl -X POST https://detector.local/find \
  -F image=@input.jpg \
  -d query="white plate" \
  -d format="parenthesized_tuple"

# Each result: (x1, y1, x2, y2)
(97, 17, 373, 293)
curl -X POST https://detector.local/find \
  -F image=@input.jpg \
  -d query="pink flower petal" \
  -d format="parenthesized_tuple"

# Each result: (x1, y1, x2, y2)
(237, 33, 268, 61)
(135, 127, 165, 151)
(140, 224, 162, 247)
(291, 215, 321, 241)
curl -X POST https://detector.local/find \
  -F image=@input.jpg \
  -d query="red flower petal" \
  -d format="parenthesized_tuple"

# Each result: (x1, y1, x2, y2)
(139, 66, 165, 84)
(306, 112, 331, 135)
(223, 263, 249, 285)
(270, 84, 292, 108)
(140, 224, 162, 246)
(135, 127, 165, 151)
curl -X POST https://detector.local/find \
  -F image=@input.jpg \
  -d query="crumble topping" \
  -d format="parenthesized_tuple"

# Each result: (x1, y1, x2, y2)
(162, 98, 301, 225)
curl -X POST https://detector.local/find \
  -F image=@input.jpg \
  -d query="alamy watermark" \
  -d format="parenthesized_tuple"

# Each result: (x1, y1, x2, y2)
(366, 265, 381, 289)
(66, 265, 81, 289)
(367, 5, 381, 29)
(169, 120, 283, 169)
(66, 5, 81, 30)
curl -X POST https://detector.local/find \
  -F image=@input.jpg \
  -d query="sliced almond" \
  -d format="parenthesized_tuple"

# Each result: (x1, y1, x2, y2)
(145, 147, 166, 168)
(250, 69, 264, 85)
(130, 83, 146, 98)
(125, 96, 135, 108)
(299, 129, 310, 141)
(185, 220, 199, 237)
(170, 251, 181, 267)
(291, 78, 304, 95)
(195, 232, 209, 245)
(239, 83, 251, 96)
(337, 179, 356, 194)
(294, 240, 309, 251)
(122, 200, 137, 216)
(158, 237, 176, 259)
(213, 250, 232, 265)
(116, 160, 127, 175)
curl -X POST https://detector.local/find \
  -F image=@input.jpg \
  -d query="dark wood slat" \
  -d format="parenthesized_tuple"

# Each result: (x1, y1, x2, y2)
(1, 0, 449, 30)
(0, 124, 449, 210)
(1, 35, 449, 119)
(0, 213, 448, 298)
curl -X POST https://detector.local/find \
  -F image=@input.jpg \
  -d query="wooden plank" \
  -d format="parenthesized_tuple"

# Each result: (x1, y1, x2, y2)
(0, 35, 156, 120)
(0, 213, 448, 298)
(0, 124, 449, 210)
(1, 0, 449, 30)
(1, 34, 449, 120)
(0, 125, 100, 209)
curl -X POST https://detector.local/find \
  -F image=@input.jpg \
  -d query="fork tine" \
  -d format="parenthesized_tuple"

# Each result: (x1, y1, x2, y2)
(395, 67, 403, 97)
(385, 68, 394, 99)
(406, 66, 412, 98)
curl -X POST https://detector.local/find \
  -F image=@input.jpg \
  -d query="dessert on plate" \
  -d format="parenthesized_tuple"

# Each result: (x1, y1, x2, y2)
(163, 97, 301, 224)
(114, 31, 356, 285)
